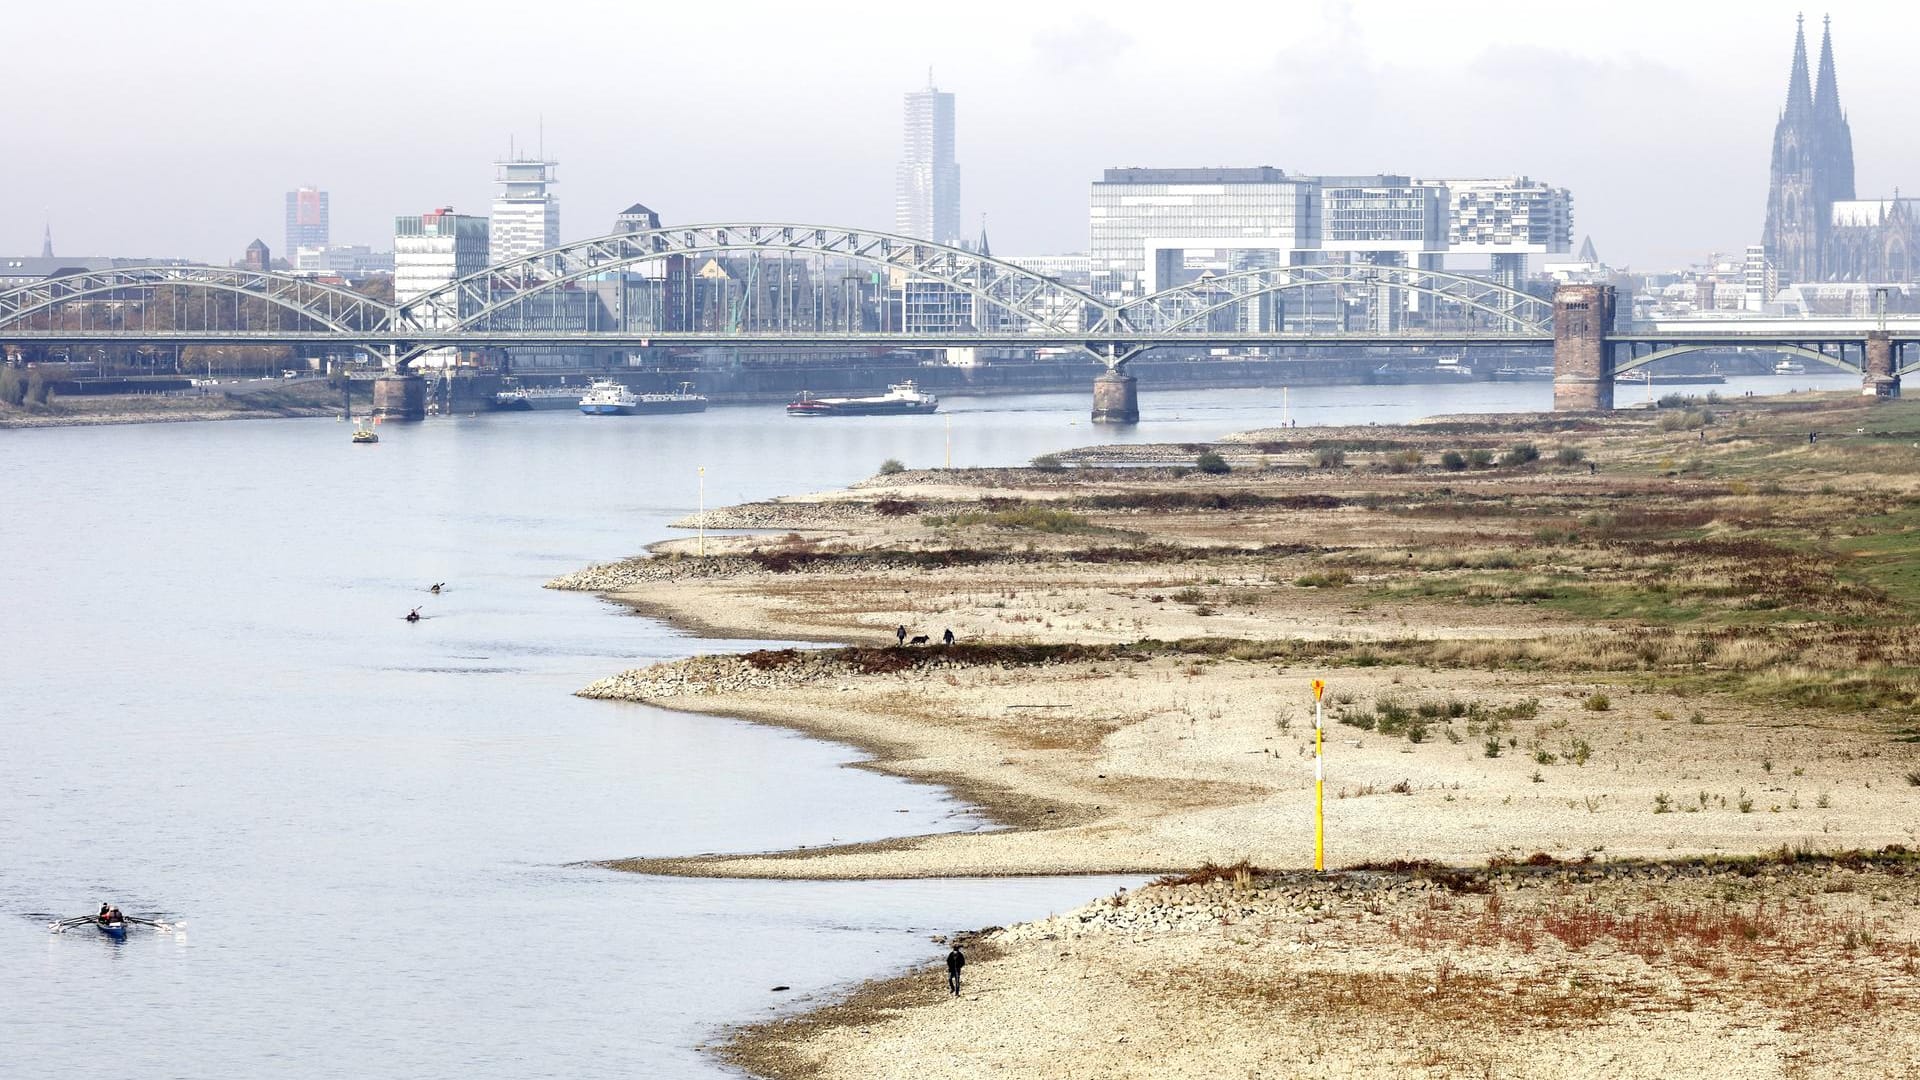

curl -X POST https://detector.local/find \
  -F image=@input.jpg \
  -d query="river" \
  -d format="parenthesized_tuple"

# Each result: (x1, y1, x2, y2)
(0, 374, 1857, 1077)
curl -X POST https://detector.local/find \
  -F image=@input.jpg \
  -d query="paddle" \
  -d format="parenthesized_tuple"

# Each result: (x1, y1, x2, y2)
(125, 916, 182, 932)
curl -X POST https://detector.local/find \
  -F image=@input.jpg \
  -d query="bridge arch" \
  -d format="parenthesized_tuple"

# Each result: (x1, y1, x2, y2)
(1614, 343, 1857, 375)
(400, 224, 1114, 339)
(0, 266, 396, 335)
(1118, 263, 1555, 336)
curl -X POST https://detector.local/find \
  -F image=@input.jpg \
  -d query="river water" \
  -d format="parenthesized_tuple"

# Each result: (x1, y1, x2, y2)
(0, 374, 1856, 1077)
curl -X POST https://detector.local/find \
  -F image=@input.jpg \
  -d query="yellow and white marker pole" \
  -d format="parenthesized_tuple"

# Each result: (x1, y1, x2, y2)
(1311, 678, 1326, 872)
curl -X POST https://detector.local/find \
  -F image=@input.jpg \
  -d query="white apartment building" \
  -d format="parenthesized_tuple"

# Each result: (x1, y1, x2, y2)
(489, 157, 560, 264)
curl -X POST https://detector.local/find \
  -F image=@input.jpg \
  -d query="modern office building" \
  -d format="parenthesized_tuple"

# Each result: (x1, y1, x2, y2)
(895, 80, 960, 245)
(1088, 167, 1571, 309)
(395, 208, 489, 367)
(1089, 167, 1318, 303)
(285, 188, 329, 260)
(395, 209, 490, 303)
(489, 156, 560, 263)
(293, 245, 395, 278)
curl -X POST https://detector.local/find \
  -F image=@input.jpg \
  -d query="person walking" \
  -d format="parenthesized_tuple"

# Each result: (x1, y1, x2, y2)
(942, 627, 955, 646)
(946, 944, 966, 997)
(896, 624, 908, 646)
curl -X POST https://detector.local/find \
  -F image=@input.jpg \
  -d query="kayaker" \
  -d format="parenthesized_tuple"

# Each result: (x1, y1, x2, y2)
(406, 607, 421, 623)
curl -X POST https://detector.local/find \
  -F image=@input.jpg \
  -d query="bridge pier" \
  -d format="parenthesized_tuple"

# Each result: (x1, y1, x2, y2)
(1864, 331, 1899, 398)
(1091, 370, 1139, 424)
(372, 374, 427, 421)
(1552, 283, 1616, 411)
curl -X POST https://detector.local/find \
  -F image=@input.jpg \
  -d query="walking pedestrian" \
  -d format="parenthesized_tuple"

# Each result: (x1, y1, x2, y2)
(946, 944, 966, 997)
(942, 627, 955, 646)
(896, 624, 908, 646)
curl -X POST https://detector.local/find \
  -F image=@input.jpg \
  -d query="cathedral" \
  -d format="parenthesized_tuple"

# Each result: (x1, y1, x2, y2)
(1762, 15, 1916, 285)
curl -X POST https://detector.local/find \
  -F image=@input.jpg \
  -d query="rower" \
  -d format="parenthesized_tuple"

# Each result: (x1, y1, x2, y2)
(98, 903, 110, 921)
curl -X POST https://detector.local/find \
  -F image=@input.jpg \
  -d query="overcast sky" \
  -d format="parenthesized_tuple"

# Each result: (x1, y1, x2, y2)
(8, 0, 1916, 268)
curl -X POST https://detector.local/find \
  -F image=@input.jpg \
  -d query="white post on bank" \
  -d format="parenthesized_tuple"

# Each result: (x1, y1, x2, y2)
(1312, 678, 1326, 872)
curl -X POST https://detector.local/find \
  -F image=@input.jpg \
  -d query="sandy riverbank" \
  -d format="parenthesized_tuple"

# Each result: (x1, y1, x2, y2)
(558, 393, 1920, 1076)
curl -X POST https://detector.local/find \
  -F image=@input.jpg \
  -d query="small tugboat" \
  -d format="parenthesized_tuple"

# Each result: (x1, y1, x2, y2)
(786, 381, 938, 417)
(578, 379, 640, 416)
(351, 421, 379, 444)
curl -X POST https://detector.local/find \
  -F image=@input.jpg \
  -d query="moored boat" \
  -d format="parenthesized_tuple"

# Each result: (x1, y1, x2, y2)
(629, 382, 709, 415)
(490, 384, 582, 411)
(351, 422, 379, 444)
(579, 380, 639, 416)
(1490, 365, 1556, 381)
(786, 381, 938, 416)
(1774, 359, 1808, 376)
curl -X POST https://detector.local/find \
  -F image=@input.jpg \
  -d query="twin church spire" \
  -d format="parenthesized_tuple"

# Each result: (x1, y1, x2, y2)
(1764, 14, 1856, 284)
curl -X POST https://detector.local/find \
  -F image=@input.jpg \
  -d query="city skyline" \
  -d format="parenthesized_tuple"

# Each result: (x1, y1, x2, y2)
(8, 0, 1919, 267)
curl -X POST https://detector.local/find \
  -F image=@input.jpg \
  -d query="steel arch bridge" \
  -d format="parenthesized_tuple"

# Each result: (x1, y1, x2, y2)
(0, 265, 398, 334)
(1114, 262, 1554, 338)
(401, 223, 1105, 339)
(0, 222, 1564, 369)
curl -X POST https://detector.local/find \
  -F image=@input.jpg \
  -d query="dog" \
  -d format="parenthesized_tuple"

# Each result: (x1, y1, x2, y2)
(909, 635, 930, 645)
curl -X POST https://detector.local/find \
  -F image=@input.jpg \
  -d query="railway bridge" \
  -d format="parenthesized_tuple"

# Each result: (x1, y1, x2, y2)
(3, 223, 1916, 420)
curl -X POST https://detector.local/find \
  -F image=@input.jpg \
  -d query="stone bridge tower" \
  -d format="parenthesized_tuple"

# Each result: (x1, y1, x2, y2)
(1552, 284, 1615, 411)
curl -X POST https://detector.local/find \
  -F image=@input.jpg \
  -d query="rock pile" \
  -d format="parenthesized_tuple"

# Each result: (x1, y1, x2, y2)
(579, 653, 854, 700)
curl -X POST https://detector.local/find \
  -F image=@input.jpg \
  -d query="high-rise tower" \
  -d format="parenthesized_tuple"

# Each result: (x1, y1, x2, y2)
(895, 78, 960, 245)
(1763, 14, 1854, 284)
(490, 151, 560, 264)
(285, 187, 330, 260)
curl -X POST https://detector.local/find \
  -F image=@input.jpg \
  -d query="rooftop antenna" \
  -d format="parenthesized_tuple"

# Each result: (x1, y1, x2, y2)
(539, 114, 545, 161)
(927, 66, 935, 90)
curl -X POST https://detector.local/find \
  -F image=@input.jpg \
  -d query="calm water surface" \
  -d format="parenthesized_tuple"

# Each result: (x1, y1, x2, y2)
(0, 375, 1855, 1077)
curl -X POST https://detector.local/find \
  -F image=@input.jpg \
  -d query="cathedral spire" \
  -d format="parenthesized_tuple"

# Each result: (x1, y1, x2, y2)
(1783, 12, 1813, 120)
(1813, 13, 1856, 201)
(1813, 13, 1842, 121)
(41, 221, 53, 259)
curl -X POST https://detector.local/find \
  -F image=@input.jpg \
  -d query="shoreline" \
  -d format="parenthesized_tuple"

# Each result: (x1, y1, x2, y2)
(557, 391, 1920, 1075)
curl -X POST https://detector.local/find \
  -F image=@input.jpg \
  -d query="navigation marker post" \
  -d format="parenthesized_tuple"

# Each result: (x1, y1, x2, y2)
(1311, 678, 1325, 871)
(698, 466, 707, 557)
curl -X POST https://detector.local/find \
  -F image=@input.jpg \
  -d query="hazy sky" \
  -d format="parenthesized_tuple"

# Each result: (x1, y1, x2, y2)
(9, 0, 1917, 268)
